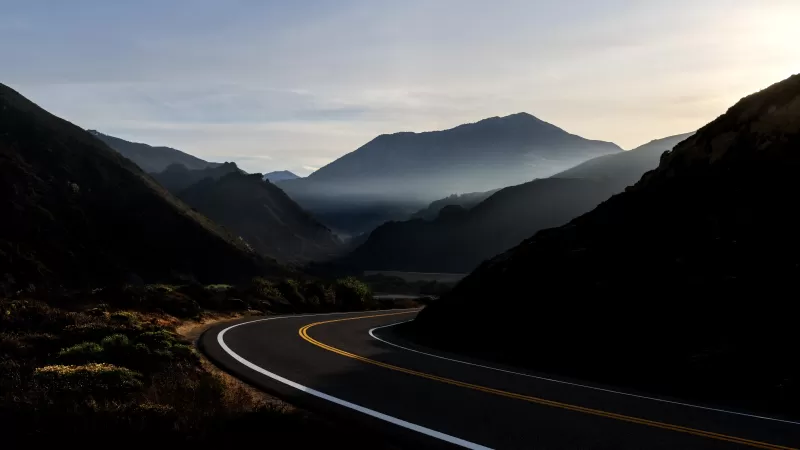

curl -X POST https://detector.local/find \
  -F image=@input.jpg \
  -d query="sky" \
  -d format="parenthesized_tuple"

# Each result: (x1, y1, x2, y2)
(2, 1, 800, 176)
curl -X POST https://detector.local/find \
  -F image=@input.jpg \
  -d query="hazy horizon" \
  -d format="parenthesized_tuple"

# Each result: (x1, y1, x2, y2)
(3, 0, 799, 175)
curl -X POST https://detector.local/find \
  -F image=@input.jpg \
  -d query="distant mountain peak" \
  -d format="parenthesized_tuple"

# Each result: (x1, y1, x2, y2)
(484, 112, 538, 121)
(450, 112, 550, 130)
(303, 113, 619, 183)
(371, 113, 548, 140)
(263, 170, 300, 182)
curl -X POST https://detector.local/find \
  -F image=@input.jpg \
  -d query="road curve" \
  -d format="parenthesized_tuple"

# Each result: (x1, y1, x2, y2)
(200, 310, 799, 449)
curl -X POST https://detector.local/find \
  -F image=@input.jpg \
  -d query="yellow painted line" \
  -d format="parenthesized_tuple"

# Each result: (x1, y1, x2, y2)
(299, 312, 796, 450)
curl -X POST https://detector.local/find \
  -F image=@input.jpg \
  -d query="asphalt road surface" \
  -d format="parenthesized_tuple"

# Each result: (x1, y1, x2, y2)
(201, 310, 799, 449)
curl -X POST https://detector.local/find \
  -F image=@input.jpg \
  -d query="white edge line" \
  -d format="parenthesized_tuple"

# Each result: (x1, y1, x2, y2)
(216, 311, 492, 450)
(369, 320, 800, 426)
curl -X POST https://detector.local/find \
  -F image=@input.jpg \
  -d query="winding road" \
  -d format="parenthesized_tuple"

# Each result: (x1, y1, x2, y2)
(200, 310, 799, 449)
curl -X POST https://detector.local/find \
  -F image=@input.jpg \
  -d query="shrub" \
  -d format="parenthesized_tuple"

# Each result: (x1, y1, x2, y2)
(33, 363, 143, 402)
(302, 282, 334, 306)
(67, 331, 195, 370)
(278, 279, 305, 304)
(133, 343, 151, 355)
(110, 311, 139, 325)
(101, 333, 130, 348)
(107, 285, 201, 318)
(0, 332, 58, 357)
(58, 342, 104, 361)
(134, 331, 194, 363)
(137, 330, 176, 347)
(0, 299, 67, 332)
(250, 277, 283, 299)
(205, 284, 233, 292)
(334, 277, 373, 310)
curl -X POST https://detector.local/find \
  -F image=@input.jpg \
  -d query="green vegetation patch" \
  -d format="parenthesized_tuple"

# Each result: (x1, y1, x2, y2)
(57, 341, 103, 359)
(334, 277, 374, 310)
(33, 363, 143, 401)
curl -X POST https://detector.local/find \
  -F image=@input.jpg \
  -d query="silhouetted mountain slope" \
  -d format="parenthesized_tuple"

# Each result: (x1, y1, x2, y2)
(279, 113, 621, 234)
(413, 75, 800, 416)
(90, 131, 219, 173)
(409, 190, 499, 220)
(152, 162, 241, 192)
(178, 172, 341, 263)
(345, 132, 686, 273)
(263, 170, 300, 182)
(344, 178, 617, 273)
(0, 83, 273, 290)
(555, 132, 695, 187)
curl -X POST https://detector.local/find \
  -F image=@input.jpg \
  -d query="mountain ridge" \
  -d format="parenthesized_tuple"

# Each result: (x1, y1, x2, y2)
(177, 171, 342, 264)
(152, 161, 242, 192)
(0, 83, 274, 290)
(90, 130, 220, 173)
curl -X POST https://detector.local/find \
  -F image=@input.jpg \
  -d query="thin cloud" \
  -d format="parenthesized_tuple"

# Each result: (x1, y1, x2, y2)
(4, 0, 799, 172)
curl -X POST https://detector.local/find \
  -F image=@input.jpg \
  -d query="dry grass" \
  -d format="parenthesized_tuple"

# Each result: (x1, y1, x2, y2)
(1, 297, 398, 448)
(177, 314, 294, 412)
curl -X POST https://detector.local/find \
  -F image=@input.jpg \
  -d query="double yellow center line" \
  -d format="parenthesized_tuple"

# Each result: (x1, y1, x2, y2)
(299, 312, 795, 450)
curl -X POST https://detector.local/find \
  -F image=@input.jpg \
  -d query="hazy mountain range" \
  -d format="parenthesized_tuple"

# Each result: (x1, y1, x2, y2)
(279, 112, 621, 234)
(344, 133, 691, 273)
(409, 190, 500, 221)
(0, 84, 272, 290)
(413, 74, 800, 415)
(90, 130, 220, 173)
(555, 132, 695, 184)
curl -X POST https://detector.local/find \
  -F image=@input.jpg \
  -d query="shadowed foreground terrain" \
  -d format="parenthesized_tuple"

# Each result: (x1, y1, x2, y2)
(413, 74, 800, 418)
(1, 277, 411, 447)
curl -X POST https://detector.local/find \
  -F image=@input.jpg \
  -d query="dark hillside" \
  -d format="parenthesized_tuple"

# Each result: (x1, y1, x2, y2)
(344, 178, 617, 272)
(178, 172, 341, 263)
(0, 83, 273, 291)
(413, 74, 800, 416)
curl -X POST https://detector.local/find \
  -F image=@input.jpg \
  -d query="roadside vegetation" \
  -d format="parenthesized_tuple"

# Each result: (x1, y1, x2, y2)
(360, 273, 454, 297)
(1, 277, 413, 446)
